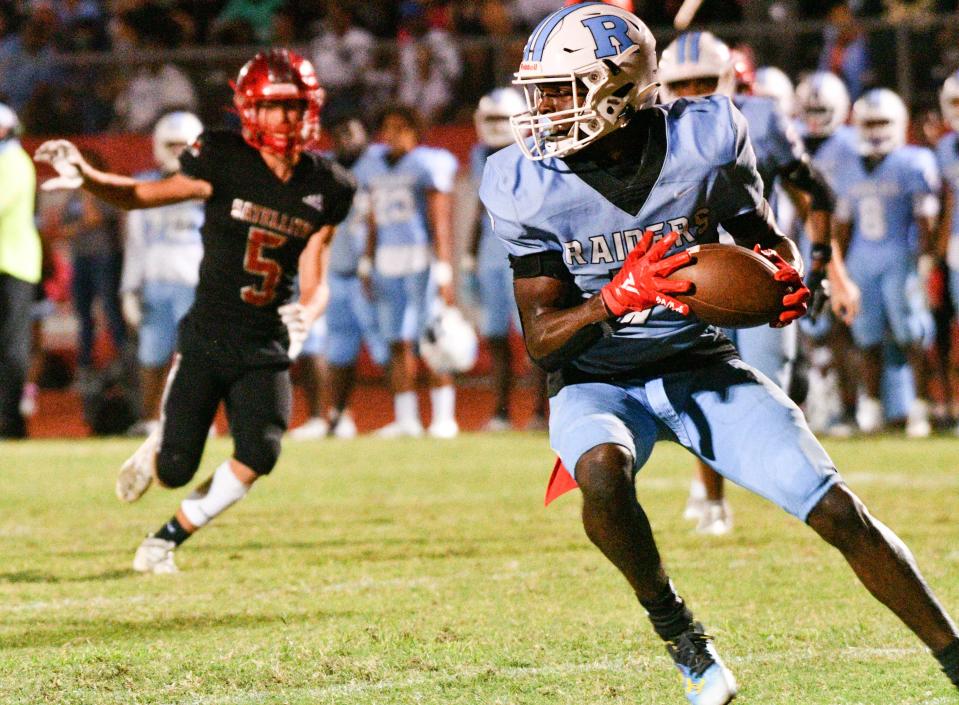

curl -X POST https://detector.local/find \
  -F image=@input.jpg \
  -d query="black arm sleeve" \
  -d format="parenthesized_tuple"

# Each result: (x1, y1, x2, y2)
(720, 199, 785, 249)
(778, 156, 836, 213)
(509, 250, 604, 373)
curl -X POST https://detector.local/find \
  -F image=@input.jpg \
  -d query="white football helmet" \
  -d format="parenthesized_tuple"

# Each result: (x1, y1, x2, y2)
(795, 71, 850, 138)
(658, 31, 734, 101)
(510, 2, 658, 160)
(0, 102, 19, 140)
(753, 66, 795, 117)
(852, 88, 908, 157)
(153, 111, 203, 173)
(419, 305, 479, 374)
(940, 71, 959, 133)
(475, 87, 526, 149)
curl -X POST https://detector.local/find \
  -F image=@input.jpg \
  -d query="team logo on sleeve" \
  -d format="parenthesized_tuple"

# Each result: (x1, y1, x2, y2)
(302, 193, 325, 212)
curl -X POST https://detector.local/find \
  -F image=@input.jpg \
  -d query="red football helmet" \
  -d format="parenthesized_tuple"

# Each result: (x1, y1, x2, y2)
(730, 45, 756, 94)
(232, 48, 324, 157)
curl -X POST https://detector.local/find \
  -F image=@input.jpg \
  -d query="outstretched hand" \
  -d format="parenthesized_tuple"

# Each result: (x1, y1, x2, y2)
(34, 140, 86, 191)
(600, 231, 693, 317)
(753, 245, 810, 327)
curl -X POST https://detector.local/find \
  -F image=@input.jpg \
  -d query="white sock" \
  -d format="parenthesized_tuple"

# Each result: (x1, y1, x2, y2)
(430, 385, 455, 425)
(689, 479, 706, 501)
(180, 460, 250, 529)
(395, 391, 419, 425)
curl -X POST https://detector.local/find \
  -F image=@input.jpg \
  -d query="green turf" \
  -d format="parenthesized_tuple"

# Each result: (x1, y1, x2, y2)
(0, 434, 957, 704)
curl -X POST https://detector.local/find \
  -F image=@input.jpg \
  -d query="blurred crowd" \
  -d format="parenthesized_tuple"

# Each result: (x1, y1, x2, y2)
(2, 1, 959, 134)
(4, 0, 959, 440)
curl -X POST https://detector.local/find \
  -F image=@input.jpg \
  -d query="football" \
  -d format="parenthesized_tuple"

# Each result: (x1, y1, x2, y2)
(667, 243, 791, 328)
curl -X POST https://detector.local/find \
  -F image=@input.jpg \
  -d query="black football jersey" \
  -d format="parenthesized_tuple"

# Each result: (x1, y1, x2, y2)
(179, 130, 355, 339)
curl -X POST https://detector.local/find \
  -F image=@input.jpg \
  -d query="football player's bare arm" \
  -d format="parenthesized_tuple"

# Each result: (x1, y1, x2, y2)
(358, 209, 376, 297)
(915, 214, 938, 258)
(85, 172, 212, 211)
(833, 219, 852, 256)
(513, 275, 608, 370)
(427, 189, 455, 303)
(721, 202, 804, 276)
(939, 183, 953, 259)
(34, 138, 211, 209)
(297, 225, 335, 322)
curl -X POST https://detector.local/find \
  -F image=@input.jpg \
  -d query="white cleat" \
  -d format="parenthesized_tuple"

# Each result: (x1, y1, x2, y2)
(116, 429, 159, 503)
(856, 396, 883, 434)
(696, 500, 733, 536)
(428, 418, 459, 439)
(132, 536, 178, 574)
(905, 400, 931, 438)
(289, 416, 330, 440)
(482, 415, 512, 432)
(374, 420, 424, 439)
(331, 412, 357, 439)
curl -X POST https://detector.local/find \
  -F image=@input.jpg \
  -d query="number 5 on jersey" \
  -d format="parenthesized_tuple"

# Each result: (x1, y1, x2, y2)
(242, 227, 287, 306)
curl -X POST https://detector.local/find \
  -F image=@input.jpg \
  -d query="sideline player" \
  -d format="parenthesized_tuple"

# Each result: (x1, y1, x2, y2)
(289, 116, 389, 439)
(467, 87, 548, 430)
(834, 88, 940, 437)
(121, 111, 205, 436)
(481, 5, 959, 702)
(937, 72, 959, 433)
(658, 32, 856, 534)
(355, 106, 460, 438)
(35, 49, 355, 573)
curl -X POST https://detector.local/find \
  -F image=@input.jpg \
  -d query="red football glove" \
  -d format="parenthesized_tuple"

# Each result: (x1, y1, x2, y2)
(600, 231, 693, 317)
(753, 244, 810, 327)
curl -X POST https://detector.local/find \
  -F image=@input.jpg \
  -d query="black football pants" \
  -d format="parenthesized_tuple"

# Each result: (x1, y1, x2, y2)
(0, 274, 34, 438)
(155, 349, 292, 487)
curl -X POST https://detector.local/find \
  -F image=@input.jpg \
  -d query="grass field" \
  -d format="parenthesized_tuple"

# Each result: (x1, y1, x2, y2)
(0, 434, 958, 705)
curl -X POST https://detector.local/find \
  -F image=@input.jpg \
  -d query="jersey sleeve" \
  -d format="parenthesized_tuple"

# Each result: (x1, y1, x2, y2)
(321, 162, 358, 227)
(178, 131, 221, 187)
(711, 103, 766, 223)
(908, 148, 941, 218)
(479, 158, 559, 258)
(422, 148, 458, 194)
(767, 103, 806, 170)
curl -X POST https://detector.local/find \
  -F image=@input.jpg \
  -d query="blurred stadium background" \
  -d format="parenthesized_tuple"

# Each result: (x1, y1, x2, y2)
(3, 0, 959, 438)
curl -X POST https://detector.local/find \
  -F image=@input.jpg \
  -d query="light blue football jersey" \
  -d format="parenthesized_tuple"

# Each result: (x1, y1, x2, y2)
(805, 124, 858, 196)
(327, 148, 372, 276)
(122, 169, 204, 291)
(352, 143, 458, 250)
(834, 145, 940, 264)
(935, 132, 959, 270)
(480, 96, 765, 376)
(733, 94, 805, 202)
(471, 143, 510, 272)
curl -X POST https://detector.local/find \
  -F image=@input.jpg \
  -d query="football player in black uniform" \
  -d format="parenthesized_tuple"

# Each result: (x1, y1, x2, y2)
(35, 49, 356, 574)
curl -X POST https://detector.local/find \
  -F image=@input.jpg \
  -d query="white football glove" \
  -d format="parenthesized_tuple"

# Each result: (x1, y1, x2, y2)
(34, 139, 85, 191)
(278, 302, 309, 360)
(122, 291, 142, 329)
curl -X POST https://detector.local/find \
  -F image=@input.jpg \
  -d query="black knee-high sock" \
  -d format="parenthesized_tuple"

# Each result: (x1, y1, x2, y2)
(935, 639, 959, 687)
(639, 581, 695, 642)
(152, 516, 191, 546)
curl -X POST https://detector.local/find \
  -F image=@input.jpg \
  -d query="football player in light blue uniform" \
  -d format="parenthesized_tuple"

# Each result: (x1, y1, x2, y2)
(289, 117, 389, 440)
(121, 111, 204, 436)
(796, 71, 918, 434)
(354, 106, 460, 438)
(659, 33, 852, 535)
(833, 88, 941, 437)
(481, 5, 959, 703)
(466, 87, 548, 430)
(936, 72, 959, 433)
